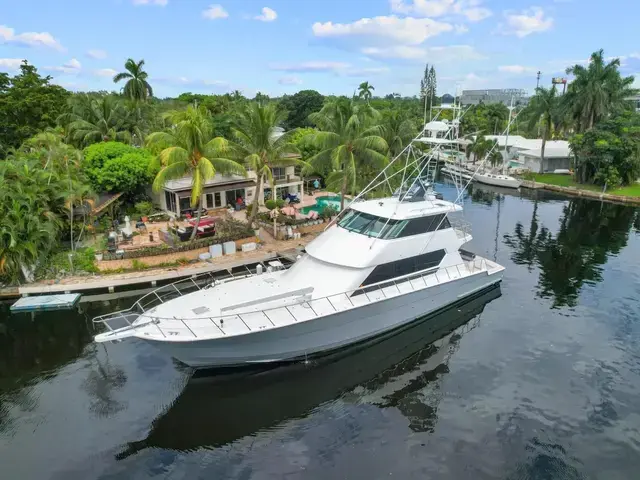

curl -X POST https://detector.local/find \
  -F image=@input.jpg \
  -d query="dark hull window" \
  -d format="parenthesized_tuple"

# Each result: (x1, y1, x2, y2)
(392, 213, 451, 238)
(361, 249, 446, 287)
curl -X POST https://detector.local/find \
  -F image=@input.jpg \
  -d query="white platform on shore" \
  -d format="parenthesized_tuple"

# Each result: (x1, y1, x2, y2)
(11, 294, 81, 312)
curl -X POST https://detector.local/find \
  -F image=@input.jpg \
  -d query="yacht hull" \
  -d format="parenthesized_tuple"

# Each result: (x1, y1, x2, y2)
(143, 270, 503, 368)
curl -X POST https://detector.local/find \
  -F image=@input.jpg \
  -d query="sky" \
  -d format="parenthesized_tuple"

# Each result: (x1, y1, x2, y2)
(0, 0, 638, 98)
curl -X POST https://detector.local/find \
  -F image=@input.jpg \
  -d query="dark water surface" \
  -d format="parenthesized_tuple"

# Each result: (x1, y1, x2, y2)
(2, 183, 640, 479)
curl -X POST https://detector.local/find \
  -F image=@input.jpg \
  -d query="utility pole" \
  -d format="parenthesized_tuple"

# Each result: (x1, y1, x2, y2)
(536, 71, 541, 89)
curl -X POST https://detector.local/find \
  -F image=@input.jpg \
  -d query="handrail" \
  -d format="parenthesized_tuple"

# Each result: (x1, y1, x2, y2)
(93, 256, 497, 339)
(92, 260, 293, 325)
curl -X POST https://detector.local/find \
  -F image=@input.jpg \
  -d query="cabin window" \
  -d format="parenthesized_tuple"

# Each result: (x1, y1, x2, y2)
(359, 249, 447, 287)
(337, 209, 451, 238)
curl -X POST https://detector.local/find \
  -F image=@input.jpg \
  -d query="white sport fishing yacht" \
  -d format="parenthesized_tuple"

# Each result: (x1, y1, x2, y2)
(93, 113, 505, 368)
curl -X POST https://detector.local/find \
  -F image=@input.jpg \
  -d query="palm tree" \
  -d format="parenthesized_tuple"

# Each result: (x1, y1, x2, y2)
(487, 141, 503, 168)
(357, 81, 375, 103)
(527, 86, 561, 174)
(58, 95, 134, 147)
(306, 99, 388, 210)
(381, 110, 417, 158)
(468, 135, 487, 164)
(113, 58, 153, 102)
(565, 50, 637, 131)
(228, 103, 303, 227)
(147, 106, 245, 240)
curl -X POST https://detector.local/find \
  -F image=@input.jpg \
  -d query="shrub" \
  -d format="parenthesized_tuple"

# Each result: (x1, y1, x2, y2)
(135, 201, 154, 217)
(320, 205, 338, 220)
(265, 199, 277, 210)
(245, 203, 254, 217)
(131, 259, 149, 271)
(83, 142, 155, 194)
(276, 198, 285, 208)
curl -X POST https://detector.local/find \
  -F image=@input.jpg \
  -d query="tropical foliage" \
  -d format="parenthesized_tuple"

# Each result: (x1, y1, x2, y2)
(357, 82, 375, 103)
(113, 58, 153, 102)
(147, 105, 245, 238)
(228, 103, 302, 226)
(565, 50, 636, 132)
(306, 98, 388, 210)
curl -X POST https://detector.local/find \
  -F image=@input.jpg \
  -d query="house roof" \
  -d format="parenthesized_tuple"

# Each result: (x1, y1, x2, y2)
(163, 174, 255, 193)
(519, 145, 571, 159)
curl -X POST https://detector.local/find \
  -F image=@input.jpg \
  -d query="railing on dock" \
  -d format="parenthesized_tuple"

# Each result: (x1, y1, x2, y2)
(93, 256, 497, 341)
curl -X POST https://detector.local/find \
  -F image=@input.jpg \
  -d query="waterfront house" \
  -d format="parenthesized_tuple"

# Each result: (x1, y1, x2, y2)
(156, 165, 304, 217)
(477, 135, 571, 173)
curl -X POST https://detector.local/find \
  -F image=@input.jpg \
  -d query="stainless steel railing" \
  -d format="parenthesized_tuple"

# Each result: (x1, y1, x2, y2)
(93, 256, 496, 340)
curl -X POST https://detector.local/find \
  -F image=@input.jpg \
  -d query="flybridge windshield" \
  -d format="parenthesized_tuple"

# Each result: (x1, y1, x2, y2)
(337, 209, 451, 238)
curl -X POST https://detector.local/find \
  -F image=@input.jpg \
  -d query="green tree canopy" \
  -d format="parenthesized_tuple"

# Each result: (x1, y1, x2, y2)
(0, 61, 70, 156)
(83, 142, 155, 194)
(570, 111, 640, 186)
(527, 86, 562, 174)
(280, 90, 325, 130)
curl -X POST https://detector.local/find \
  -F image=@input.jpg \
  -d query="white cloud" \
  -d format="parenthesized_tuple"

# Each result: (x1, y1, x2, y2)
(0, 58, 25, 71)
(502, 7, 553, 37)
(254, 7, 277, 22)
(312, 15, 453, 45)
(278, 75, 302, 85)
(270, 61, 350, 73)
(344, 67, 390, 77)
(45, 58, 82, 74)
(498, 65, 537, 74)
(94, 68, 118, 77)
(363, 44, 484, 62)
(454, 24, 469, 34)
(132, 0, 168, 5)
(390, 0, 492, 22)
(460, 7, 492, 22)
(203, 4, 229, 20)
(0, 25, 64, 51)
(86, 49, 107, 59)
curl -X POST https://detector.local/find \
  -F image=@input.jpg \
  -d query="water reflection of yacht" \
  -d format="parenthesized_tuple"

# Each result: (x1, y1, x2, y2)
(117, 286, 500, 456)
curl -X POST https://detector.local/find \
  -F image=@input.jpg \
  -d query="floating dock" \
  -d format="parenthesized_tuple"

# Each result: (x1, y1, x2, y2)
(10, 293, 82, 312)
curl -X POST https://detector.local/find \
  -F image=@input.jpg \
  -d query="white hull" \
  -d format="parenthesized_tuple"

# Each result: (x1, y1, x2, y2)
(474, 172, 521, 189)
(145, 268, 502, 368)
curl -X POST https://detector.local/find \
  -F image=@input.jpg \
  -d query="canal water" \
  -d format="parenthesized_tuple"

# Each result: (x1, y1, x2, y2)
(1, 183, 640, 479)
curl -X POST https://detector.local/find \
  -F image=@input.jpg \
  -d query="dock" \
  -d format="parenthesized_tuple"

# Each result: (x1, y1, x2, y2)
(11, 293, 82, 312)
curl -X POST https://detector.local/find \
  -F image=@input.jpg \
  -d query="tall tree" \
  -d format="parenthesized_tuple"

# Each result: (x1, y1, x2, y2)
(306, 99, 388, 210)
(228, 103, 303, 227)
(147, 106, 245, 239)
(427, 66, 437, 110)
(420, 64, 430, 101)
(113, 58, 153, 102)
(527, 86, 561, 174)
(280, 90, 325, 130)
(565, 50, 637, 132)
(357, 82, 375, 104)
(0, 61, 69, 155)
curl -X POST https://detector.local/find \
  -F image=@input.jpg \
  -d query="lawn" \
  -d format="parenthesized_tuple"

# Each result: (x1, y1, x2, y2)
(527, 173, 640, 197)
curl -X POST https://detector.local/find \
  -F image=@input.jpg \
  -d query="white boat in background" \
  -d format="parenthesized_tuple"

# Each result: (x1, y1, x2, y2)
(473, 171, 522, 189)
(92, 104, 505, 369)
(472, 99, 522, 189)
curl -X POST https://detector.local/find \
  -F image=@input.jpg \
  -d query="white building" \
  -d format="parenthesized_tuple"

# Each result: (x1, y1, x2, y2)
(472, 135, 572, 173)
(461, 89, 530, 106)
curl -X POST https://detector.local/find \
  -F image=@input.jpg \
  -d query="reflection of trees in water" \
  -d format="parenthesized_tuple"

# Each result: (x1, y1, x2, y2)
(82, 344, 128, 418)
(0, 306, 93, 393)
(504, 199, 637, 307)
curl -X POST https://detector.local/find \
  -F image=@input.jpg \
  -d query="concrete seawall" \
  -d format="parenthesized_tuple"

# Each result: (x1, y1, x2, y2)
(520, 180, 640, 206)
